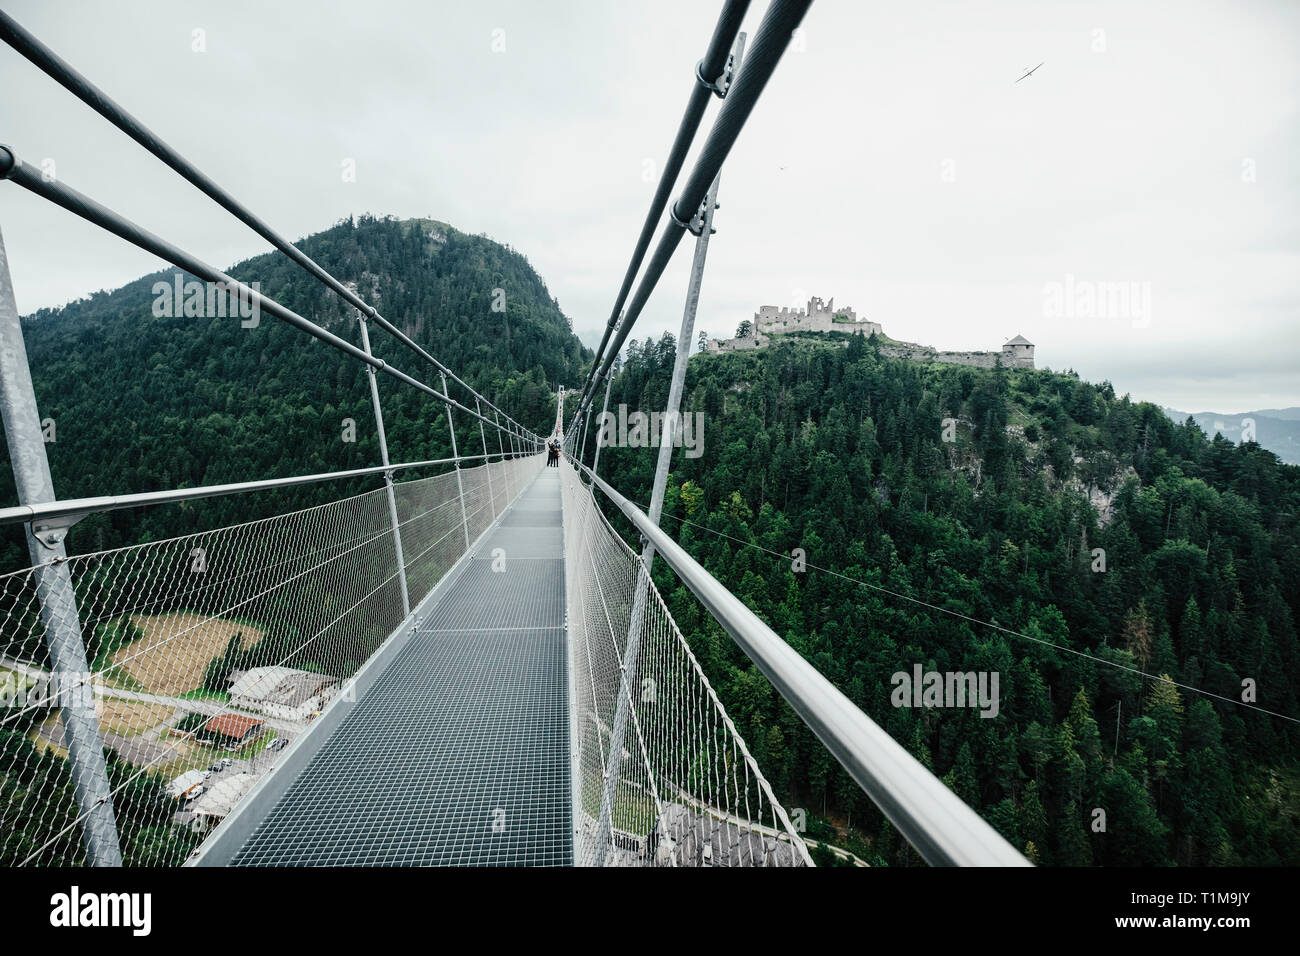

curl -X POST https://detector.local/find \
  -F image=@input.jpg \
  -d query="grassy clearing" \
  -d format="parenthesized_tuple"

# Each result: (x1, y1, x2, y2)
(108, 613, 264, 695)
(96, 699, 176, 737)
(176, 687, 231, 705)
(0, 666, 36, 703)
(581, 766, 659, 835)
(36, 698, 179, 756)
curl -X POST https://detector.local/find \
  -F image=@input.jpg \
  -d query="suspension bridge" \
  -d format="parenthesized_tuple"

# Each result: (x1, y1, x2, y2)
(0, 1, 1028, 867)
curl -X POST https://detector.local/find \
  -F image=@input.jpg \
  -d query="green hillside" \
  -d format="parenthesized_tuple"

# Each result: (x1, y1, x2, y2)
(593, 331, 1300, 866)
(0, 214, 589, 568)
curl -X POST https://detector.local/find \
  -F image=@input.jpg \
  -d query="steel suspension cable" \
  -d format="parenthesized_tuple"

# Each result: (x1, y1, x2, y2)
(0, 8, 537, 442)
(576, 0, 750, 414)
(572, 0, 813, 430)
(0, 147, 527, 440)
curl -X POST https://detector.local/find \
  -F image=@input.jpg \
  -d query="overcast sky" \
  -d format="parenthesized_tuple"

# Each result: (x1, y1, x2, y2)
(0, 0, 1296, 413)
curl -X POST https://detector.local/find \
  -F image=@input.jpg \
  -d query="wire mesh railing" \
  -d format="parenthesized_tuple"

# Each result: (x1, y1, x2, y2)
(573, 456, 1031, 867)
(561, 460, 810, 867)
(0, 453, 542, 866)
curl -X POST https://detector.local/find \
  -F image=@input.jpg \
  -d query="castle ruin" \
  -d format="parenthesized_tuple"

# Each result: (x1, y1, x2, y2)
(705, 297, 1034, 369)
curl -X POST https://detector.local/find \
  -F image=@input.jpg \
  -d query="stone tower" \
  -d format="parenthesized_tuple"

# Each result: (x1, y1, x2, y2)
(1001, 335, 1035, 368)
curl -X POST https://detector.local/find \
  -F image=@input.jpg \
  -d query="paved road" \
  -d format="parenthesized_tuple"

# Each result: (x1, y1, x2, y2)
(2, 655, 308, 737)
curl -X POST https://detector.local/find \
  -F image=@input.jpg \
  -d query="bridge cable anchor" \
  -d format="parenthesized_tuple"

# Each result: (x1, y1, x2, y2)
(669, 196, 715, 238)
(30, 512, 87, 550)
(0, 144, 17, 179)
(695, 52, 735, 99)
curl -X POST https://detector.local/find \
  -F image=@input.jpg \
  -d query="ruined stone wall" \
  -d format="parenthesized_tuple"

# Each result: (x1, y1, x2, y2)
(935, 350, 1000, 368)
(879, 345, 1004, 369)
(879, 345, 937, 363)
(709, 333, 765, 352)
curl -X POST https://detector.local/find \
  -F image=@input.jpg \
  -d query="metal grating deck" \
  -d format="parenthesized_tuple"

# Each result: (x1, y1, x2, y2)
(222, 469, 572, 866)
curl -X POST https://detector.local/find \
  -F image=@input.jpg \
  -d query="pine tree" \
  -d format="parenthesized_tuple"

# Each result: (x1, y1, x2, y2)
(1019, 780, 1049, 860)
(1123, 601, 1155, 671)
(1056, 800, 1094, 866)
(942, 742, 979, 808)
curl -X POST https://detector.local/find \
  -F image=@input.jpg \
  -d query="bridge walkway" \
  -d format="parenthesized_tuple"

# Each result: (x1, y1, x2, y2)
(197, 467, 571, 866)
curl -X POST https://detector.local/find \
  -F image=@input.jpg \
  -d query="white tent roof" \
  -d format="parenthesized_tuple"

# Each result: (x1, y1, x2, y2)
(167, 769, 205, 797)
(190, 772, 256, 818)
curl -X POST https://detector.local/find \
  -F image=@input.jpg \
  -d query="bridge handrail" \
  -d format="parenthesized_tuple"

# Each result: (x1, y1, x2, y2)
(0, 451, 531, 529)
(574, 458, 1031, 867)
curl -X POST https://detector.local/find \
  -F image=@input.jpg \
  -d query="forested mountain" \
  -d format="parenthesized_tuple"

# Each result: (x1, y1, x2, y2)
(1, 214, 586, 569)
(5, 217, 1297, 867)
(593, 331, 1300, 866)
(1162, 407, 1300, 466)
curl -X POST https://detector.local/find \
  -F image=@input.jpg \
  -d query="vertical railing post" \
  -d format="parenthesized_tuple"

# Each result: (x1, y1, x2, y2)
(492, 410, 506, 459)
(493, 410, 512, 501)
(593, 33, 742, 867)
(442, 372, 471, 550)
(590, 364, 615, 482)
(572, 385, 587, 463)
(578, 399, 594, 470)
(0, 224, 122, 866)
(359, 312, 410, 616)
(476, 397, 496, 519)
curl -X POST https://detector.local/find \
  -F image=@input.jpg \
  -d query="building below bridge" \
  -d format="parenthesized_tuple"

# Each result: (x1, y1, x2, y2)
(228, 666, 337, 722)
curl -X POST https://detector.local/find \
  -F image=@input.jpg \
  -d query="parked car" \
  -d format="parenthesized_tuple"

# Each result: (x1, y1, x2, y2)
(268, 738, 287, 751)
(220, 757, 233, 767)
(185, 786, 205, 801)
(201, 770, 212, 779)
(208, 763, 222, 772)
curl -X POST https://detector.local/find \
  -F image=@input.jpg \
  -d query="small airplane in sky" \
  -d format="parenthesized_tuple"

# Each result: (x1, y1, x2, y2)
(1016, 61, 1044, 83)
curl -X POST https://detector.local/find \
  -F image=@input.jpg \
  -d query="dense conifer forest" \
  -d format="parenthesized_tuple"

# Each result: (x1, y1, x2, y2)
(0, 215, 580, 569)
(2, 214, 1295, 866)
(593, 331, 1300, 865)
